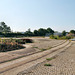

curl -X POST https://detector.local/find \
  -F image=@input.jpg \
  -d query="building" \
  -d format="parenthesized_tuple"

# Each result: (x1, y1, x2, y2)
(54, 32, 62, 36)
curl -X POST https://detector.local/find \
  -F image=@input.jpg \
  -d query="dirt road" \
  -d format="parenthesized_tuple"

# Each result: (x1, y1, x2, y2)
(18, 41, 75, 75)
(0, 39, 71, 75)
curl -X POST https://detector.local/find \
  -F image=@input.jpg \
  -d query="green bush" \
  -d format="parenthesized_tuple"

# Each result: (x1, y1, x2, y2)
(61, 36, 73, 39)
(15, 39, 26, 44)
(50, 35, 73, 40)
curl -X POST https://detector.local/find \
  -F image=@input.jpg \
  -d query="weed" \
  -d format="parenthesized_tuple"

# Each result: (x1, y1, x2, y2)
(46, 58, 53, 61)
(44, 64, 52, 66)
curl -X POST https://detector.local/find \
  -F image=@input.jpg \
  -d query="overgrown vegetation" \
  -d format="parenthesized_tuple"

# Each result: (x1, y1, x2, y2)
(0, 44, 24, 52)
(0, 22, 75, 39)
(50, 35, 74, 40)
(0, 38, 34, 52)
(0, 38, 25, 52)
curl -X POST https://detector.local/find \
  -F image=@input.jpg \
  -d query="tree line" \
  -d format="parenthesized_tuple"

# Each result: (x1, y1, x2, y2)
(0, 22, 75, 37)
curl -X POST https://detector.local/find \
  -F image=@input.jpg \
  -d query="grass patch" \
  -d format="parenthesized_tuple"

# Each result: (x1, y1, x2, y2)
(46, 58, 53, 61)
(33, 47, 38, 48)
(44, 63, 52, 66)
(40, 47, 52, 51)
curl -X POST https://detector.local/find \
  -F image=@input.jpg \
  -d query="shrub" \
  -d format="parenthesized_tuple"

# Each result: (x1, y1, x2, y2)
(50, 35, 73, 40)
(50, 35, 54, 39)
(0, 43, 25, 52)
(0, 39, 25, 52)
(15, 39, 25, 44)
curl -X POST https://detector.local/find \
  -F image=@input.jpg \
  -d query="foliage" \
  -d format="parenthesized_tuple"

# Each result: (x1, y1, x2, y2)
(50, 35, 73, 40)
(70, 30, 75, 34)
(0, 22, 11, 33)
(33, 28, 54, 36)
(1, 32, 24, 37)
(38, 28, 47, 36)
(46, 58, 54, 61)
(0, 43, 25, 52)
(47, 28, 54, 34)
(62, 30, 66, 36)
(44, 64, 52, 66)
(50, 35, 58, 39)
(0, 39, 25, 52)
(15, 39, 25, 44)
(24, 29, 34, 36)
(34, 30, 39, 36)
(0, 21, 74, 37)
(61, 36, 73, 39)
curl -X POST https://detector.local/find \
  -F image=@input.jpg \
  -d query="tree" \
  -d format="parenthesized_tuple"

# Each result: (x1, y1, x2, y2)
(0, 22, 11, 33)
(47, 28, 54, 34)
(33, 28, 54, 36)
(38, 28, 48, 36)
(62, 30, 66, 36)
(34, 30, 39, 36)
(70, 30, 75, 34)
(24, 28, 33, 36)
(0, 26, 3, 32)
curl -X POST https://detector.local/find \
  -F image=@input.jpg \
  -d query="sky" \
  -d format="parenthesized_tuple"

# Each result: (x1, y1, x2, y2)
(0, 0, 75, 32)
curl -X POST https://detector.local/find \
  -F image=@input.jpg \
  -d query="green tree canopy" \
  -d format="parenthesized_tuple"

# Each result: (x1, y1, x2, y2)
(47, 28, 54, 34)
(34, 30, 39, 36)
(70, 30, 75, 34)
(62, 30, 66, 36)
(38, 28, 48, 36)
(0, 22, 11, 33)
(24, 28, 33, 36)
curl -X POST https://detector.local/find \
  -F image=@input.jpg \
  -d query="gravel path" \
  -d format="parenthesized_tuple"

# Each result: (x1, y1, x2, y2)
(18, 42, 75, 75)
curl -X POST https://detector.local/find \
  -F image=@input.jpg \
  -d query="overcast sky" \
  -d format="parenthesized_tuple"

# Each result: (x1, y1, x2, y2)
(0, 0, 75, 32)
